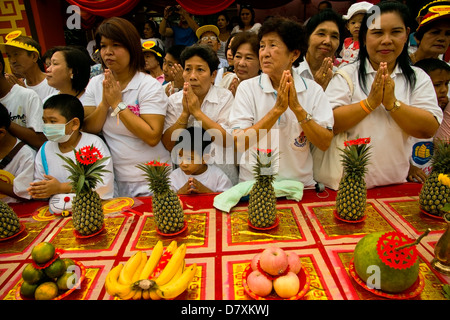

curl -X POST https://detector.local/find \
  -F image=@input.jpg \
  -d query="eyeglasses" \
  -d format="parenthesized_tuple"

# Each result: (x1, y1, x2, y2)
(201, 36, 218, 42)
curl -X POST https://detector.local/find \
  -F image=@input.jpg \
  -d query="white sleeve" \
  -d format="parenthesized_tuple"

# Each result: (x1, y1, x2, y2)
(229, 81, 255, 129)
(213, 168, 233, 192)
(163, 93, 183, 133)
(325, 71, 354, 109)
(138, 76, 168, 116)
(25, 90, 44, 132)
(10, 146, 36, 199)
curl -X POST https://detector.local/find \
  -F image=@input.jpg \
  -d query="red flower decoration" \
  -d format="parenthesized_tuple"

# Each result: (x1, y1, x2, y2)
(344, 137, 371, 147)
(145, 160, 170, 167)
(75, 145, 103, 165)
(257, 148, 273, 154)
(376, 231, 418, 270)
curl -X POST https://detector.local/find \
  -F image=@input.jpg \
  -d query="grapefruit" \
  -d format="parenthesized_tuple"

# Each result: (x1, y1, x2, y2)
(34, 282, 59, 300)
(22, 263, 45, 284)
(44, 258, 66, 279)
(353, 231, 420, 293)
(31, 242, 55, 264)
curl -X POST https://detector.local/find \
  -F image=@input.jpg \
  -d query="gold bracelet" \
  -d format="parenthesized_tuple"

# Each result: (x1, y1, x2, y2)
(360, 100, 371, 114)
(176, 119, 188, 126)
(364, 99, 374, 111)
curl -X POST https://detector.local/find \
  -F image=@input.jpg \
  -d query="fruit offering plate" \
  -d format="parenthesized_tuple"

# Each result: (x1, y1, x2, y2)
(242, 264, 311, 300)
(15, 260, 86, 300)
(156, 221, 188, 236)
(333, 210, 366, 223)
(419, 207, 445, 220)
(73, 224, 105, 239)
(348, 258, 425, 300)
(0, 223, 26, 242)
(248, 216, 280, 231)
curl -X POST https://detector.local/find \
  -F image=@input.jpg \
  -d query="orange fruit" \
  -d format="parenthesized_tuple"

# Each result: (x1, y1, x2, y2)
(22, 263, 45, 284)
(34, 282, 59, 300)
(20, 281, 40, 298)
(62, 258, 76, 270)
(31, 242, 55, 264)
(44, 258, 66, 279)
(56, 272, 76, 291)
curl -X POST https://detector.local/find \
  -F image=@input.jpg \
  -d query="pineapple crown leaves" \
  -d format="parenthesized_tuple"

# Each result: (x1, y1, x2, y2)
(252, 148, 279, 179)
(339, 137, 372, 177)
(136, 160, 172, 194)
(57, 144, 111, 194)
(431, 138, 450, 174)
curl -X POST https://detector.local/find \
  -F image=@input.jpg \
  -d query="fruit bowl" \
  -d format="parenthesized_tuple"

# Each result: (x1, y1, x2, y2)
(16, 260, 86, 300)
(242, 264, 310, 300)
(348, 258, 425, 299)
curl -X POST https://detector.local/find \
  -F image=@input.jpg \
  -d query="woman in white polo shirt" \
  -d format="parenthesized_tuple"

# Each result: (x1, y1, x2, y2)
(82, 17, 170, 197)
(326, 1, 443, 189)
(229, 16, 334, 188)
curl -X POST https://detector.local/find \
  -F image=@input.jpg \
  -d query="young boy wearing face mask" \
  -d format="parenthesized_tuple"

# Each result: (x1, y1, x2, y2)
(28, 94, 114, 210)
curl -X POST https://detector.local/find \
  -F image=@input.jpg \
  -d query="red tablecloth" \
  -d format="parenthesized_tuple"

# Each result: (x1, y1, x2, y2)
(1, 182, 449, 301)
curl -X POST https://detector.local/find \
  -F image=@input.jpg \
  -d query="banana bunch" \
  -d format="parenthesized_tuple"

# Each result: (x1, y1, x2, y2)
(104, 240, 197, 300)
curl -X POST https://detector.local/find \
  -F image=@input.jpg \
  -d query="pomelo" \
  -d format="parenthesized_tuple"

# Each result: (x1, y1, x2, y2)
(353, 231, 419, 293)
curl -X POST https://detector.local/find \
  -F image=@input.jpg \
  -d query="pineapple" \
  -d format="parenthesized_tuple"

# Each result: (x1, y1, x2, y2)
(248, 149, 277, 228)
(0, 200, 21, 238)
(58, 145, 110, 236)
(419, 139, 450, 216)
(137, 160, 185, 234)
(336, 138, 372, 221)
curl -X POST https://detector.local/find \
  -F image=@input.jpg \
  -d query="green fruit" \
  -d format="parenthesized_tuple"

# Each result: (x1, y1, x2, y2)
(31, 242, 55, 264)
(22, 263, 45, 285)
(62, 258, 76, 270)
(56, 272, 76, 291)
(34, 282, 59, 300)
(354, 232, 420, 293)
(20, 281, 39, 298)
(44, 258, 66, 279)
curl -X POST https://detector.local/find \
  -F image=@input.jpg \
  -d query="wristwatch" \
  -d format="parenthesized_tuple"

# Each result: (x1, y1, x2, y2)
(387, 100, 401, 113)
(111, 102, 127, 117)
(298, 113, 312, 125)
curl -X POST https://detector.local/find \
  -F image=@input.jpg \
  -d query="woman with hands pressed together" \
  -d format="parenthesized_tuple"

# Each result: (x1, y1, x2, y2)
(82, 17, 170, 197)
(326, 1, 443, 189)
(229, 16, 334, 187)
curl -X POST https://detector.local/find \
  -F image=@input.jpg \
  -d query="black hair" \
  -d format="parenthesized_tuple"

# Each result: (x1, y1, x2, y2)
(217, 11, 232, 31)
(175, 126, 212, 159)
(258, 16, 307, 68)
(180, 44, 220, 74)
(318, 1, 332, 9)
(414, 57, 450, 74)
(166, 44, 187, 63)
(144, 50, 164, 69)
(305, 9, 345, 59)
(238, 4, 256, 29)
(358, 1, 415, 94)
(0, 50, 5, 76)
(43, 94, 84, 128)
(0, 103, 11, 129)
(51, 46, 92, 94)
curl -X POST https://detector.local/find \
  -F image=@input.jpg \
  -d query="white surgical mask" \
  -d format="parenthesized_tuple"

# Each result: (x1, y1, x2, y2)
(43, 120, 74, 143)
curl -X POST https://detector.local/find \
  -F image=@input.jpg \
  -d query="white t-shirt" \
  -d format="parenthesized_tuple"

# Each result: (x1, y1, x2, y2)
(229, 71, 334, 187)
(25, 78, 58, 102)
(164, 85, 238, 185)
(231, 23, 261, 34)
(169, 164, 232, 193)
(0, 139, 36, 203)
(34, 132, 114, 199)
(0, 84, 43, 132)
(293, 59, 337, 83)
(83, 72, 171, 196)
(325, 60, 443, 189)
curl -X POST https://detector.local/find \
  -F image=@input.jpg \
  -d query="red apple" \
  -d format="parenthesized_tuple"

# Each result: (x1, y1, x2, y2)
(246, 270, 273, 297)
(251, 253, 261, 271)
(286, 251, 302, 274)
(273, 272, 300, 298)
(259, 246, 288, 276)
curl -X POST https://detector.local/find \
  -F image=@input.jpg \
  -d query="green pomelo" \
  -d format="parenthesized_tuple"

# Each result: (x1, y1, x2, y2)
(354, 231, 420, 293)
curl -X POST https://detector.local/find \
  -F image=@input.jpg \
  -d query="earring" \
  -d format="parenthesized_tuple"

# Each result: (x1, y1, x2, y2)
(70, 74, 73, 79)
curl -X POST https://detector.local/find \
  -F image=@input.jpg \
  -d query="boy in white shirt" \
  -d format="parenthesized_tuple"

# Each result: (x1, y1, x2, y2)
(28, 94, 114, 212)
(169, 126, 232, 194)
(0, 103, 35, 203)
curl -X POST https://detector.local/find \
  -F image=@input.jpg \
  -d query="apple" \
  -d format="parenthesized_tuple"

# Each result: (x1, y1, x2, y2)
(273, 272, 300, 299)
(286, 251, 302, 274)
(251, 253, 261, 271)
(259, 246, 288, 276)
(246, 270, 273, 297)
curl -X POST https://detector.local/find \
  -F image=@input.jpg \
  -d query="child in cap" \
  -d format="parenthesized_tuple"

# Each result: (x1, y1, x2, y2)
(339, 1, 373, 66)
(28, 94, 114, 213)
(407, 58, 450, 183)
(0, 102, 36, 203)
(169, 126, 232, 194)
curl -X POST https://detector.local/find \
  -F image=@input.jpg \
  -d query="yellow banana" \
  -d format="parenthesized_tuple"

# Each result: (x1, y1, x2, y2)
(132, 252, 147, 283)
(139, 241, 163, 280)
(155, 243, 186, 286)
(119, 288, 139, 300)
(105, 264, 135, 299)
(142, 289, 150, 300)
(149, 289, 161, 300)
(166, 240, 177, 254)
(119, 251, 142, 285)
(156, 263, 197, 299)
(132, 289, 143, 300)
